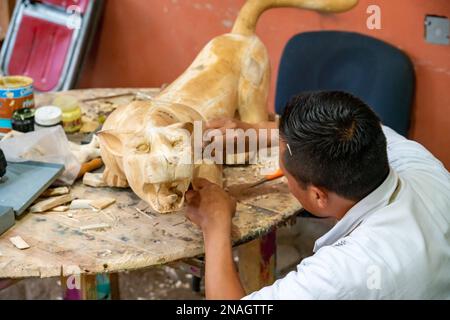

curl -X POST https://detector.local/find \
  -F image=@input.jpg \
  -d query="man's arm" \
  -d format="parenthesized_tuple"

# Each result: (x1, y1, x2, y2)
(203, 227, 245, 300)
(189, 118, 278, 299)
(185, 178, 245, 300)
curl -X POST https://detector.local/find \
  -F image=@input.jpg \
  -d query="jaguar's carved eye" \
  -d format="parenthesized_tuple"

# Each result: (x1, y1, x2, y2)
(136, 143, 151, 153)
(171, 138, 183, 148)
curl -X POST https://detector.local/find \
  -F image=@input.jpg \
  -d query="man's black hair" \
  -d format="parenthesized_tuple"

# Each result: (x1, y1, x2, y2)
(280, 91, 389, 201)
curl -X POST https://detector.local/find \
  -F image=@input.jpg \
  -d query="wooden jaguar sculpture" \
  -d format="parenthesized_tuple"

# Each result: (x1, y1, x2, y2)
(98, 0, 358, 213)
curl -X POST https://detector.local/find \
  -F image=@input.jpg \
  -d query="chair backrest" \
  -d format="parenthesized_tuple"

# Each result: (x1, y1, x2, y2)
(275, 31, 415, 136)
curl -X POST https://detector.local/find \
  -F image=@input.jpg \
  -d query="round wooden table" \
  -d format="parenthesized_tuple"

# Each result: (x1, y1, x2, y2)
(0, 89, 302, 299)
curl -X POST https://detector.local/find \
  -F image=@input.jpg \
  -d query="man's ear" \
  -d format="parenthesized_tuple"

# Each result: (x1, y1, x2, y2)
(97, 130, 124, 157)
(309, 185, 329, 210)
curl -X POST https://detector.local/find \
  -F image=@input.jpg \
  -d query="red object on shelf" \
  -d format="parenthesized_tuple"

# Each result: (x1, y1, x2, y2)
(0, 0, 103, 92)
(7, 15, 74, 92)
(39, 0, 90, 13)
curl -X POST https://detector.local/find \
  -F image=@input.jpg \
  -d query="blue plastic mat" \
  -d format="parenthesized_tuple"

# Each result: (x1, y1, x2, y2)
(0, 161, 64, 217)
(0, 206, 15, 236)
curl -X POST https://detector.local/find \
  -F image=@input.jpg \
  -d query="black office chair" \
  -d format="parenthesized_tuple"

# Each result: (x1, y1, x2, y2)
(275, 31, 415, 137)
(275, 31, 415, 218)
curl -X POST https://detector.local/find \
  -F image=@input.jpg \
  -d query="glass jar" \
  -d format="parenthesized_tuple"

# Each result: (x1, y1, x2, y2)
(52, 95, 82, 133)
(11, 107, 35, 133)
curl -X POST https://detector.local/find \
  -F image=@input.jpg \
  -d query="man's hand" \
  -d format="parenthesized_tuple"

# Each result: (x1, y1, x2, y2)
(206, 118, 255, 134)
(185, 178, 237, 236)
(185, 178, 245, 300)
(205, 118, 278, 153)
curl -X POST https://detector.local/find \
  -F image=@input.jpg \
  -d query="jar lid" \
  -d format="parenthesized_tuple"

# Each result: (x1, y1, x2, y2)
(0, 76, 34, 89)
(12, 107, 35, 121)
(35, 106, 62, 126)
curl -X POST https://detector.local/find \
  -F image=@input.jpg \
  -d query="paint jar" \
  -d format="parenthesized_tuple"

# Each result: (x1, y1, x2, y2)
(11, 107, 36, 133)
(0, 76, 35, 133)
(52, 95, 82, 133)
(34, 106, 63, 131)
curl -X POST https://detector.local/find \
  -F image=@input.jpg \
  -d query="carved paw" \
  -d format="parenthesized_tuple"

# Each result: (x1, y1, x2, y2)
(103, 168, 129, 188)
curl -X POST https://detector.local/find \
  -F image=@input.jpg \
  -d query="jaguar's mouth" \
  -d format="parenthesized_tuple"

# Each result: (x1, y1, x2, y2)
(142, 179, 190, 214)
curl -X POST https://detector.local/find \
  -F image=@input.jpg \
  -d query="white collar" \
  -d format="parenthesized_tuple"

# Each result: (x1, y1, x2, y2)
(313, 168, 399, 252)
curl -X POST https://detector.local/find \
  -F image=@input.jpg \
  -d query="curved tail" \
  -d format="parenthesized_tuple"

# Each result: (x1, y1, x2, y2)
(232, 0, 358, 36)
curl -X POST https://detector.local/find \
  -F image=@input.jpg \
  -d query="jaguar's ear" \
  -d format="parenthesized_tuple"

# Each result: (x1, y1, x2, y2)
(167, 122, 194, 134)
(98, 130, 124, 157)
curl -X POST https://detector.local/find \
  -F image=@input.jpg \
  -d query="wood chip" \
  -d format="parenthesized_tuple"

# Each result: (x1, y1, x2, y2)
(10, 236, 30, 250)
(42, 187, 70, 198)
(90, 198, 116, 210)
(83, 172, 107, 188)
(30, 194, 73, 213)
(79, 223, 111, 232)
(70, 199, 93, 210)
(69, 198, 116, 211)
(52, 206, 69, 212)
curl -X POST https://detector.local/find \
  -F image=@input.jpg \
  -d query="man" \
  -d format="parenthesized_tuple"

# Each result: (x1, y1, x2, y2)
(185, 91, 450, 299)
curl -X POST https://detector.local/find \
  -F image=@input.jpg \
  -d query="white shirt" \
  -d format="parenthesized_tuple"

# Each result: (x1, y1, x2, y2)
(244, 126, 450, 300)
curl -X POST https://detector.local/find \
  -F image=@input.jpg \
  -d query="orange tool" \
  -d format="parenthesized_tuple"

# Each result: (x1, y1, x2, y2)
(227, 168, 284, 196)
(249, 168, 284, 189)
(76, 158, 104, 180)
